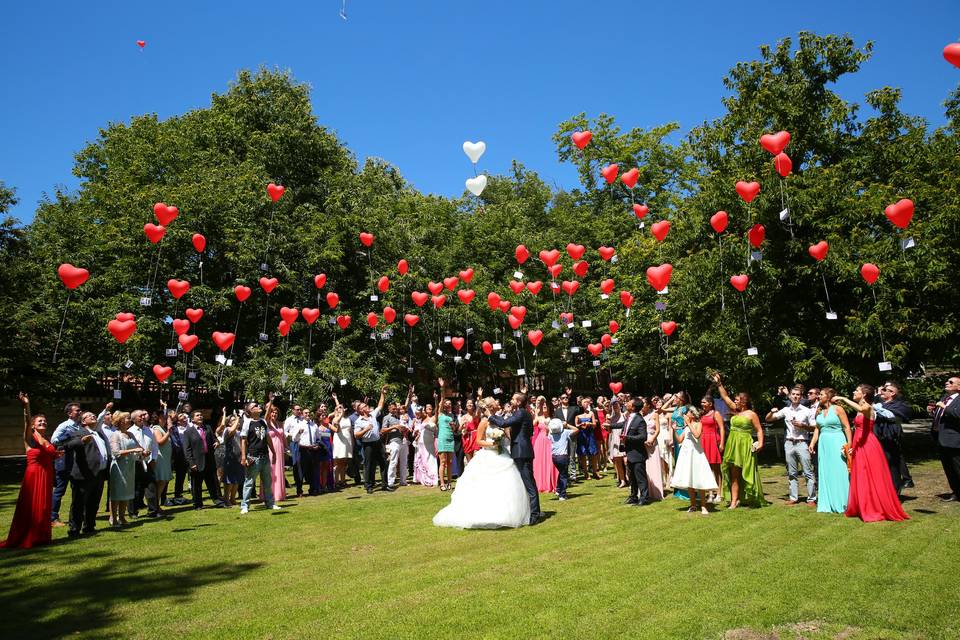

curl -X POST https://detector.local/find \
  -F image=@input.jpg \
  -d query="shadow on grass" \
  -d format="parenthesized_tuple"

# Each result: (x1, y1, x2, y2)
(0, 551, 263, 638)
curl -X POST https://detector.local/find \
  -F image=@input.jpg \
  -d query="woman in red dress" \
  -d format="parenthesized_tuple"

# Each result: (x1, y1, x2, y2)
(459, 398, 479, 464)
(699, 395, 726, 504)
(834, 385, 909, 522)
(1, 393, 62, 549)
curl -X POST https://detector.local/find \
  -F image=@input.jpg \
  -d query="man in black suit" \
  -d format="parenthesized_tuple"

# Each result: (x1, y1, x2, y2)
(182, 418, 209, 509)
(622, 398, 650, 506)
(193, 410, 224, 507)
(492, 391, 542, 525)
(553, 388, 580, 482)
(63, 411, 112, 536)
(874, 382, 913, 496)
(931, 375, 960, 502)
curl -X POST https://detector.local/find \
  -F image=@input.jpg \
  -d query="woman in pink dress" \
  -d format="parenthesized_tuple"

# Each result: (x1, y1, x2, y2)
(642, 397, 664, 500)
(834, 385, 909, 522)
(413, 406, 439, 486)
(532, 397, 558, 493)
(264, 403, 287, 502)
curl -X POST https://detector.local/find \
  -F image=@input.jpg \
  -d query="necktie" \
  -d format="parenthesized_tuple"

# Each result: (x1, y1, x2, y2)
(308, 420, 314, 445)
(199, 427, 207, 454)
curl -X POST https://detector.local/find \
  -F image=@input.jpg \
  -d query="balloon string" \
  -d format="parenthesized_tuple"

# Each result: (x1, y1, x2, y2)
(739, 293, 753, 348)
(147, 241, 164, 297)
(306, 325, 314, 369)
(228, 302, 244, 362)
(820, 270, 834, 313)
(778, 178, 794, 239)
(872, 288, 887, 361)
(664, 335, 670, 382)
(51, 290, 73, 364)
(718, 235, 725, 312)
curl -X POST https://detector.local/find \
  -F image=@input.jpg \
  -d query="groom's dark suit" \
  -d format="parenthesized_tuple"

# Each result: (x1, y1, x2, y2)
(622, 412, 649, 505)
(491, 408, 541, 524)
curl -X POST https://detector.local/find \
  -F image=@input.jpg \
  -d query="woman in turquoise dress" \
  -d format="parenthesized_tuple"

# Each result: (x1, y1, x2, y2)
(436, 378, 455, 491)
(809, 388, 851, 513)
(109, 412, 144, 526)
(713, 374, 765, 508)
(668, 393, 690, 500)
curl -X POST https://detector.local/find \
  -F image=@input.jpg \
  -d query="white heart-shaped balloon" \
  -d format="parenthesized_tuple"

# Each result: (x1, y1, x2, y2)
(465, 175, 487, 196)
(462, 141, 486, 164)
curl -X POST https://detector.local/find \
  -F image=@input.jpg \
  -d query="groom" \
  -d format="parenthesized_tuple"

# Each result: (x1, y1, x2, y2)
(492, 391, 542, 525)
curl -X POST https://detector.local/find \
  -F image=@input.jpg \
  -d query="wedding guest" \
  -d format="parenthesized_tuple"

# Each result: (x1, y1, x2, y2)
(663, 394, 689, 500)
(575, 398, 601, 480)
(606, 398, 627, 488)
(1, 393, 61, 549)
(595, 395, 609, 469)
(220, 411, 244, 507)
(765, 387, 816, 506)
(834, 385, 909, 522)
(109, 412, 143, 527)
(435, 379, 455, 491)
(413, 405, 439, 487)
(671, 408, 719, 514)
(240, 399, 281, 514)
(283, 403, 309, 497)
(355, 386, 390, 494)
(548, 418, 577, 500)
(873, 382, 913, 496)
(264, 400, 287, 503)
(151, 403, 173, 515)
(653, 396, 674, 486)
(713, 374, 765, 508)
(383, 401, 407, 489)
(553, 389, 580, 481)
(50, 401, 82, 526)
(622, 399, 650, 506)
(330, 394, 354, 488)
(127, 410, 157, 518)
(63, 411, 111, 537)
(531, 396, 558, 493)
(182, 411, 209, 510)
(809, 388, 851, 514)
(642, 397, 663, 501)
(699, 395, 725, 504)
(931, 375, 960, 501)
(460, 397, 479, 464)
(167, 408, 188, 506)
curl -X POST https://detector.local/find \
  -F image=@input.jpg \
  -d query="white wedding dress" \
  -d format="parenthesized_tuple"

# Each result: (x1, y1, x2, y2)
(432, 437, 531, 529)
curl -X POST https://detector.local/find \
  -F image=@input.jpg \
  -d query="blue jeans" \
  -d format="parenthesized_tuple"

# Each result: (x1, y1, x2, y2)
(785, 439, 816, 502)
(552, 455, 570, 498)
(241, 456, 274, 509)
(52, 461, 70, 521)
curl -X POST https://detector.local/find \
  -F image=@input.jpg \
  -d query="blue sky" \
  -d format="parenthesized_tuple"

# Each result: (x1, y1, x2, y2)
(2, 1, 959, 222)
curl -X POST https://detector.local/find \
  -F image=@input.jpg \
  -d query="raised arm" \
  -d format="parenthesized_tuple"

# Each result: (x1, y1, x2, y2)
(712, 375, 737, 411)
(18, 392, 32, 451)
(375, 385, 388, 414)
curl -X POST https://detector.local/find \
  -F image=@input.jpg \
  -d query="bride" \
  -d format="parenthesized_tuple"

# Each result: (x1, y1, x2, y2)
(433, 398, 531, 529)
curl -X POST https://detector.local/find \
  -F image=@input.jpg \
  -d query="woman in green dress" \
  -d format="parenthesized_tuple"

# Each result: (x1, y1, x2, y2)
(713, 374, 765, 508)
(436, 378, 455, 491)
(109, 412, 145, 526)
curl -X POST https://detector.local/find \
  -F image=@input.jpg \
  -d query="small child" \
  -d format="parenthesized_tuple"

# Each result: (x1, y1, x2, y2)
(670, 408, 719, 514)
(548, 418, 577, 500)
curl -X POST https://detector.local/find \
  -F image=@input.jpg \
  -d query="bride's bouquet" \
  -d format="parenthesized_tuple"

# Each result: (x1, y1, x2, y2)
(486, 427, 504, 453)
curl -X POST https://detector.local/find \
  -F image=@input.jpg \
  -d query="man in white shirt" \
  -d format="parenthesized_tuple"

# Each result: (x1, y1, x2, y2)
(355, 386, 389, 494)
(766, 387, 816, 505)
(286, 404, 321, 496)
(127, 410, 157, 517)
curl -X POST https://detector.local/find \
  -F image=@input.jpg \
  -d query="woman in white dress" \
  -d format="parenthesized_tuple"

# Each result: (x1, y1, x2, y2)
(433, 398, 531, 529)
(413, 405, 439, 486)
(670, 408, 719, 515)
(653, 395, 674, 486)
(329, 396, 354, 489)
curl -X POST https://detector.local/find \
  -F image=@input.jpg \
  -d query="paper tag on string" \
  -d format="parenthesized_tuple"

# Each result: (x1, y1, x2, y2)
(639, 223, 645, 229)
(188, 371, 197, 379)
(464, 353, 471, 360)
(215, 354, 226, 364)
(611, 338, 618, 344)
(303, 368, 314, 376)
(562, 333, 569, 338)
(900, 238, 915, 250)
(610, 256, 618, 264)
(658, 287, 669, 295)
(600, 294, 609, 300)
(259, 333, 268, 342)
(567, 323, 574, 329)
(513, 331, 522, 338)
(165, 348, 178, 357)
(454, 357, 462, 364)
(113, 389, 122, 399)
(406, 367, 414, 374)
(370, 295, 379, 302)
(751, 251, 763, 262)
(878, 361, 892, 372)
(551, 321, 560, 329)
(260, 263, 268, 272)
(570, 347, 580, 353)
(825, 312, 838, 320)
(513, 271, 524, 279)
(466, 327, 474, 335)
(626, 308, 631, 317)
(655, 301, 666, 311)
(280, 374, 288, 385)
(435, 349, 443, 356)
(178, 391, 189, 401)
(225, 359, 233, 367)
(592, 360, 601, 367)
(746, 347, 759, 356)
(328, 317, 336, 325)
(493, 343, 502, 351)
(493, 387, 502, 395)
(444, 336, 452, 343)
(516, 369, 525, 376)
(499, 353, 507, 360)
(340, 379, 348, 386)
(779, 208, 789, 221)
(581, 320, 592, 328)
(140, 297, 152, 307)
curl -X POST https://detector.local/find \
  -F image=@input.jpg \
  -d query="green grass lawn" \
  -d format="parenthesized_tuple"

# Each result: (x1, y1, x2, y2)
(1, 454, 958, 640)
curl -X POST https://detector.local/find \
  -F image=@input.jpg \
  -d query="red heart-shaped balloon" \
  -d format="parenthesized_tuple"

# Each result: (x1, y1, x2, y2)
(378, 276, 390, 293)
(431, 295, 447, 309)
(173, 318, 190, 335)
(451, 337, 465, 351)
(509, 280, 526, 295)
(808, 241, 829, 262)
(427, 281, 444, 295)
(212, 331, 235, 351)
(600, 334, 612, 348)
(774, 152, 792, 178)
(539, 249, 560, 267)
(383, 306, 397, 324)
(137, 40, 146, 49)
(759, 131, 791, 155)
(57, 263, 89, 289)
(326, 292, 340, 308)
(443, 276, 459, 291)
(336, 315, 351, 329)
(660, 321, 677, 336)
(609, 320, 620, 334)
(601, 164, 619, 184)
(884, 198, 914, 229)
(587, 343, 603, 356)
(459, 268, 474, 283)
(560, 312, 574, 324)
(527, 330, 543, 347)
(730, 275, 750, 292)
(267, 183, 285, 202)
(646, 264, 673, 291)
(482, 340, 493, 355)
(359, 232, 374, 247)
(185, 308, 203, 323)
(598, 246, 615, 261)
(572, 261, 589, 277)
(167, 279, 190, 299)
(191, 233, 206, 253)
(234, 285, 251, 302)
(547, 264, 562, 278)
(259, 277, 278, 294)
(620, 168, 639, 189)
(108, 319, 137, 344)
(735, 181, 761, 203)
(498, 300, 511, 313)
(367, 312, 379, 329)
(144, 223, 166, 243)
(412, 291, 428, 307)
(620, 290, 634, 308)
(178, 333, 199, 352)
(651, 220, 671, 242)
(561, 281, 579, 296)
(314, 273, 327, 289)
(600, 278, 615, 295)
(510, 306, 527, 321)
(860, 263, 880, 285)
(710, 211, 729, 234)
(748, 224, 766, 249)
(508, 314, 523, 330)
(302, 308, 320, 324)
(609, 382, 623, 394)
(457, 289, 475, 305)
(278, 320, 290, 337)
(153, 203, 179, 225)
(153, 364, 172, 382)
(944, 43, 960, 68)
(115, 312, 135, 322)
(280, 307, 299, 324)
(572, 131, 592, 149)
(526, 281, 542, 295)
(515, 244, 530, 264)
(404, 313, 420, 327)
(633, 204, 649, 219)
(397, 259, 409, 276)
(566, 243, 586, 260)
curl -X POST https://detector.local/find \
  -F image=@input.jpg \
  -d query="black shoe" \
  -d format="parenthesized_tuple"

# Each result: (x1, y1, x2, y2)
(366, 488, 374, 494)
(624, 498, 639, 505)
(940, 494, 958, 502)
(903, 480, 915, 489)
(146, 511, 160, 518)
(383, 486, 396, 492)
(67, 529, 81, 538)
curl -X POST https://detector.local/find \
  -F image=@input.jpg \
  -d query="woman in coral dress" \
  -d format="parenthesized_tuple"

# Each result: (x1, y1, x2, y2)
(699, 395, 725, 503)
(264, 403, 287, 502)
(642, 398, 663, 501)
(834, 385, 909, 522)
(2, 393, 60, 549)
(532, 397, 558, 493)
(460, 400, 479, 465)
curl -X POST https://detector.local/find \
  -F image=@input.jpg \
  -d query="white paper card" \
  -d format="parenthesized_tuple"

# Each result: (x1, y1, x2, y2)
(825, 312, 838, 320)
(551, 321, 560, 329)
(454, 357, 462, 363)
(611, 338, 619, 344)
(639, 222, 645, 229)
(444, 336, 452, 343)
(600, 294, 609, 300)
(406, 367, 414, 374)
(139, 297, 152, 307)
(187, 371, 197, 379)
(581, 320, 592, 328)
(513, 331, 522, 338)
(570, 347, 580, 353)
(260, 263, 268, 271)
(340, 378, 348, 386)
(901, 237, 915, 250)
(499, 353, 507, 360)
(493, 388, 502, 395)
(746, 347, 759, 356)
(436, 349, 443, 356)
(165, 348, 178, 357)
(567, 323, 574, 329)
(779, 208, 789, 221)
(464, 353, 471, 360)
(516, 369, 525, 376)
(513, 271, 524, 279)
(258, 333, 268, 342)
(177, 391, 188, 400)
(303, 368, 314, 376)
(225, 359, 233, 367)
(751, 251, 763, 262)
(370, 295, 379, 301)
(592, 360, 601, 367)
(280, 374, 288, 385)
(878, 361, 893, 372)
(658, 287, 669, 295)
(466, 328, 474, 335)
(215, 354, 226, 364)
(611, 255, 618, 264)
(493, 343, 502, 351)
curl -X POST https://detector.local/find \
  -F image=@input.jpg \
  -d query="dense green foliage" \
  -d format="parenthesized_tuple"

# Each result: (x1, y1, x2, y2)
(2, 32, 958, 404)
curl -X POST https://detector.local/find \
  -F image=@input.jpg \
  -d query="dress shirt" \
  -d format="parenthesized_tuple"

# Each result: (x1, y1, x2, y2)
(356, 414, 380, 443)
(89, 428, 108, 463)
(771, 404, 815, 441)
(52, 418, 81, 445)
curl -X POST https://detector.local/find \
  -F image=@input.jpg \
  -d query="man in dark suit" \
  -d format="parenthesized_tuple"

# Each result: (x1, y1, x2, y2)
(193, 410, 224, 507)
(874, 382, 913, 496)
(63, 411, 112, 536)
(182, 418, 208, 509)
(492, 391, 542, 525)
(931, 375, 960, 502)
(622, 398, 650, 506)
(553, 388, 580, 482)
